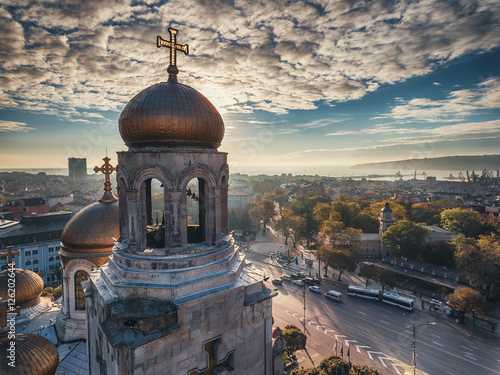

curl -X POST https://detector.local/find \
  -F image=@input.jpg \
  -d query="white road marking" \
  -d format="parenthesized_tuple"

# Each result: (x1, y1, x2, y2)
(464, 354, 477, 361)
(381, 314, 390, 318)
(358, 311, 367, 315)
(432, 341, 444, 347)
(431, 334, 441, 339)
(461, 345, 473, 351)
(380, 320, 390, 325)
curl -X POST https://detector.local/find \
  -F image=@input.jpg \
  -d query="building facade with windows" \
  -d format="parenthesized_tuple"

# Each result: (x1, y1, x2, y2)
(0, 211, 72, 284)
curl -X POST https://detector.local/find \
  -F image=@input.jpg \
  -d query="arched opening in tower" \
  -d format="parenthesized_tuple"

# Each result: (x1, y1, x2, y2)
(221, 175, 228, 233)
(74, 270, 89, 310)
(144, 178, 166, 248)
(187, 177, 206, 244)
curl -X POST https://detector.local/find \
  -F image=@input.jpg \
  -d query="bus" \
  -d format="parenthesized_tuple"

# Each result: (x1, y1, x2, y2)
(381, 292, 414, 311)
(347, 285, 380, 301)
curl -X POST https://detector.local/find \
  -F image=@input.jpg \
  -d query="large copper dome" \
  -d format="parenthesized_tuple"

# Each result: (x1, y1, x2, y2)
(119, 80, 225, 149)
(60, 200, 119, 267)
(0, 269, 44, 308)
(0, 334, 59, 375)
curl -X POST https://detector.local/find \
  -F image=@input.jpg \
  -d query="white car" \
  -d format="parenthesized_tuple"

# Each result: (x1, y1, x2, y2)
(309, 285, 321, 293)
(293, 279, 304, 286)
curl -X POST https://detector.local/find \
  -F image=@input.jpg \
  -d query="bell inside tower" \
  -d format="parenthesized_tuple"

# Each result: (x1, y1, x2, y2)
(187, 177, 206, 244)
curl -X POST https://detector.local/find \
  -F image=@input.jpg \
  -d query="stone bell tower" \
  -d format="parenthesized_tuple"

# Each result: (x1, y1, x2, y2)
(86, 27, 277, 375)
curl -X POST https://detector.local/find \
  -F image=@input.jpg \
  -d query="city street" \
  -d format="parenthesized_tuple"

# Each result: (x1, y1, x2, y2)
(243, 227, 500, 375)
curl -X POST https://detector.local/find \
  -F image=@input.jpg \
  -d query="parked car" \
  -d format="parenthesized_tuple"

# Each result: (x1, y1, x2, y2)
(293, 279, 304, 286)
(272, 278, 283, 286)
(281, 275, 292, 282)
(309, 285, 321, 293)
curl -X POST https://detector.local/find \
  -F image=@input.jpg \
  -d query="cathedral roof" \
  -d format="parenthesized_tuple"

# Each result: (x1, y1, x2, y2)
(0, 268, 44, 308)
(118, 79, 225, 150)
(60, 200, 119, 263)
(60, 166, 119, 266)
(0, 334, 59, 375)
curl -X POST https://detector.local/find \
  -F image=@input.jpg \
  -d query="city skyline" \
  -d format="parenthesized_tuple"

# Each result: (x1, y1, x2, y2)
(0, 1, 499, 173)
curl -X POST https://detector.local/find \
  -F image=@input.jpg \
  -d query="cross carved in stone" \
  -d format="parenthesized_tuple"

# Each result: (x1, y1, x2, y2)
(157, 27, 189, 67)
(189, 337, 234, 375)
(0, 246, 19, 265)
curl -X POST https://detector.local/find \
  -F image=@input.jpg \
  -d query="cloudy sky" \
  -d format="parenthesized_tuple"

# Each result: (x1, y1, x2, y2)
(1, 0, 499, 174)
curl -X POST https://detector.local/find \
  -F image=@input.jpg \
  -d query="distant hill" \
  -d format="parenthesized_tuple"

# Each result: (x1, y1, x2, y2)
(351, 155, 500, 171)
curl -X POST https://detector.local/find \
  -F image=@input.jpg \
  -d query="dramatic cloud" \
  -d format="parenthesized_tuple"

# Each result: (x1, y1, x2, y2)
(0, 0, 499, 122)
(0, 120, 35, 132)
(375, 77, 500, 122)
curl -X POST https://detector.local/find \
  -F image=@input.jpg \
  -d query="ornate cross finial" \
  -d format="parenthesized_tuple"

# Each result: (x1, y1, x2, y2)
(94, 156, 118, 203)
(157, 27, 189, 79)
(0, 246, 19, 265)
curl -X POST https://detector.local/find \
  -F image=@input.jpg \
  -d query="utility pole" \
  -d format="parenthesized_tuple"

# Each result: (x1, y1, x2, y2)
(412, 322, 416, 375)
(303, 282, 306, 330)
(318, 251, 321, 279)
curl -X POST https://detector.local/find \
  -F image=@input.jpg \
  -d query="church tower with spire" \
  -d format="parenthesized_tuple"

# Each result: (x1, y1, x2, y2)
(86, 27, 276, 375)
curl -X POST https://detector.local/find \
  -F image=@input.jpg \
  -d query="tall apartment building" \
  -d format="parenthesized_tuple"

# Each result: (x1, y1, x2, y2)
(68, 157, 87, 181)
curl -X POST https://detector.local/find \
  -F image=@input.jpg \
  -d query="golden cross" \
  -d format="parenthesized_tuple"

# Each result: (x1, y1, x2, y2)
(0, 246, 19, 264)
(157, 27, 189, 67)
(189, 338, 233, 375)
(94, 156, 117, 199)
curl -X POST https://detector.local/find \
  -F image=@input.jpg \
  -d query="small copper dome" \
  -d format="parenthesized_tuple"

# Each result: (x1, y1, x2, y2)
(60, 200, 119, 266)
(119, 80, 225, 149)
(0, 334, 59, 375)
(0, 269, 44, 308)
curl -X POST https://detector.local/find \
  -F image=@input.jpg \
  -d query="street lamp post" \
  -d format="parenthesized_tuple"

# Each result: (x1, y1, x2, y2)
(410, 322, 436, 375)
(303, 282, 306, 330)
(288, 247, 290, 273)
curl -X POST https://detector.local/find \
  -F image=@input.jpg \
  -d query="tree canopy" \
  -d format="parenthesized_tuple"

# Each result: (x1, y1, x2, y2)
(440, 208, 485, 238)
(282, 324, 307, 355)
(446, 287, 488, 323)
(382, 220, 429, 259)
(454, 234, 500, 299)
(291, 355, 382, 375)
(248, 198, 276, 233)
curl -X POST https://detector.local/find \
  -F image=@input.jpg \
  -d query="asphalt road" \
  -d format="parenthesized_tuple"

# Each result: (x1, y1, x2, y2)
(247, 251, 500, 375)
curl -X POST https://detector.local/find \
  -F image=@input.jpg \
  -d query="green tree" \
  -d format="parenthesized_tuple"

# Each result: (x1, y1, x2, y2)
(410, 203, 441, 225)
(291, 355, 382, 375)
(376, 269, 396, 292)
(421, 241, 456, 268)
(289, 194, 331, 245)
(454, 234, 500, 299)
(276, 208, 308, 247)
(440, 208, 485, 237)
(282, 324, 307, 355)
(249, 198, 276, 234)
(351, 212, 379, 233)
(382, 220, 429, 259)
(446, 287, 488, 323)
(251, 181, 272, 196)
(270, 187, 287, 213)
(320, 247, 357, 281)
(332, 200, 361, 227)
(358, 264, 379, 288)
